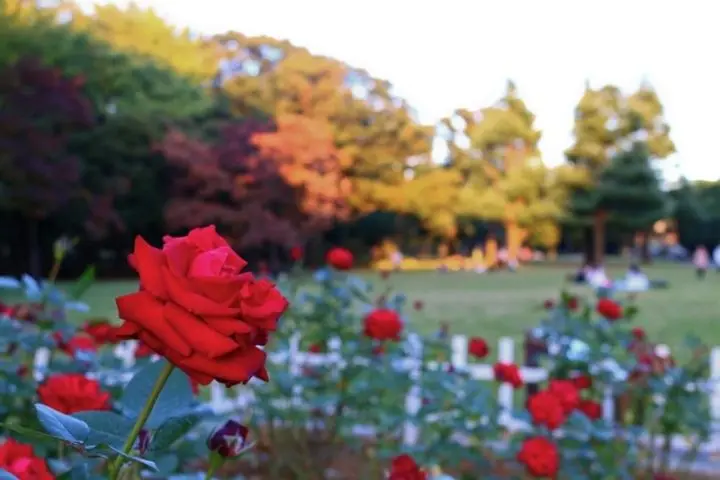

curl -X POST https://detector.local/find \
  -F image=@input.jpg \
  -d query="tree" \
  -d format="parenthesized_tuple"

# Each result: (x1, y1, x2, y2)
(213, 33, 434, 219)
(0, 56, 94, 274)
(69, 2, 218, 82)
(160, 114, 353, 256)
(443, 81, 564, 262)
(596, 142, 667, 260)
(565, 83, 675, 264)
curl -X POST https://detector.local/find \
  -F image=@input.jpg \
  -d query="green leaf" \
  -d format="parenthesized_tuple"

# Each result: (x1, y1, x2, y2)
(69, 266, 96, 300)
(1, 422, 61, 445)
(34, 404, 90, 443)
(55, 464, 90, 480)
(72, 411, 135, 448)
(108, 445, 159, 472)
(121, 360, 194, 428)
(151, 415, 199, 451)
(0, 469, 19, 480)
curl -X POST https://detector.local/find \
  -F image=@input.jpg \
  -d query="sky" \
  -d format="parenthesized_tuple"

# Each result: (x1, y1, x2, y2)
(77, 0, 719, 181)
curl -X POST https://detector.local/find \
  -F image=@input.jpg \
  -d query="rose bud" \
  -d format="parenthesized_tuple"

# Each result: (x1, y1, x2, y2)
(207, 420, 251, 458)
(137, 429, 151, 455)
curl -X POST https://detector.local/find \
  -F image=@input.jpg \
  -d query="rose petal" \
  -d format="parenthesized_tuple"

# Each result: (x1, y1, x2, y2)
(206, 317, 255, 336)
(162, 266, 241, 316)
(163, 346, 266, 385)
(133, 236, 167, 300)
(116, 292, 192, 357)
(163, 303, 239, 358)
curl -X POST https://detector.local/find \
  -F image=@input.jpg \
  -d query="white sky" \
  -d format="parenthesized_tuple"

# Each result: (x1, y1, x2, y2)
(77, 0, 719, 181)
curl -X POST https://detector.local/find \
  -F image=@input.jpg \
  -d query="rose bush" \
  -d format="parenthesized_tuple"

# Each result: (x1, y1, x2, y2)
(0, 233, 714, 479)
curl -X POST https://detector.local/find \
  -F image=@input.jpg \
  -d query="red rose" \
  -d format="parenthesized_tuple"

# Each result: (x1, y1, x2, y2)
(468, 337, 489, 359)
(566, 296, 579, 310)
(308, 343, 323, 353)
(631, 327, 646, 341)
(578, 399, 602, 420)
(37, 373, 111, 414)
(0, 302, 12, 316)
(548, 379, 580, 413)
(363, 308, 403, 341)
(493, 363, 523, 388)
(596, 298, 622, 320)
(0, 439, 54, 480)
(543, 299, 555, 310)
(290, 246, 303, 261)
(82, 321, 120, 345)
(528, 390, 567, 430)
(55, 333, 97, 357)
(517, 436, 559, 478)
(571, 374, 592, 390)
(388, 454, 427, 480)
(326, 247, 353, 270)
(113, 226, 289, 386)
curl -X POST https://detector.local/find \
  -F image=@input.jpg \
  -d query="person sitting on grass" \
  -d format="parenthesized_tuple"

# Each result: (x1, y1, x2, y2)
(569, 263, 591, 284)
(587, 263, 611, 290)
(614, 264, 669, 292)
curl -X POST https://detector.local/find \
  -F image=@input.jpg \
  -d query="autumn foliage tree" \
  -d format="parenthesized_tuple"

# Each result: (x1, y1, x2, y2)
(565, 83, 675, 264)
(443, 81, 565, 263)
(160, 115, 352, 256)
(0, 56, 93, 274)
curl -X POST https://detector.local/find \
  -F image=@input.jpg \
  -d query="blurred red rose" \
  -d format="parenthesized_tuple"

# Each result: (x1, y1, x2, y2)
(468, 337, 489, 359)
(37, 373, 111, 414)
(493, 363, 523, 388)
(528, 390, 567, 430)
(308, 343, 323, 353)
(113, 226, 288, 387)
(363, 308, 403, 341)
(518, 436, 559, 478)
(388, 454, 427, 480)
(631, 327, 646, 340)
(571, 374, 592, 390)
(55, 333, 97, 357)
(0, 439, 54, 480)
(596, 298, 623, 320)
(289, 246, 303, 261)
(548, 379, 580, 413)
(543, 299, 555, 309)
(578, 399, 602, 420)
(566, 296, 579, 310)
(82, 320, 120, 345)
(326, 247, 353, 270)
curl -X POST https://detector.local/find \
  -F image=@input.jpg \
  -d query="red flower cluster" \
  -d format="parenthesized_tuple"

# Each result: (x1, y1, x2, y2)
(388, 454, 427, 480)
(518, 436, 559, 478)
(326, 247, 353, 270)
(596, 298, 623, 320)
(528, 379, 601, 431)
(113, 226, 289, 386)
(37, 373, 111, 415)
(493, 363, 523, 388)
(364, 308, 403, 341)
(468, 337, 489, 359)
(0, 439, 54, 480)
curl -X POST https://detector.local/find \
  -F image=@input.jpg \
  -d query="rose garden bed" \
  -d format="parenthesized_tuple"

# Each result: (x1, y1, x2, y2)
(0, 227, 716, 479)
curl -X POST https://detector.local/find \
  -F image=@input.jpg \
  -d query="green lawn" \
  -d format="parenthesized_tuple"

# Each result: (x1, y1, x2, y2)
(5, 262, 718, 361)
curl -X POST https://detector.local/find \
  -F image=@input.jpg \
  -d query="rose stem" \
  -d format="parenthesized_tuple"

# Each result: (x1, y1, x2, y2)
(108, 361, 175, 480)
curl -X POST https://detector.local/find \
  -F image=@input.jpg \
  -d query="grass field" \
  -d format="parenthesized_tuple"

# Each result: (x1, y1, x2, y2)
(10, 261, 716, 362)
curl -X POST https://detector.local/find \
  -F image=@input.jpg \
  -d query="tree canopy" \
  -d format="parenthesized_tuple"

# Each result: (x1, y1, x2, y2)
(0, 0, 697, 275)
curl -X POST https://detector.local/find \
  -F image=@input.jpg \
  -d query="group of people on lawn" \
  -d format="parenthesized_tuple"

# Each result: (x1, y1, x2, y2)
(570, 244, 720, 293)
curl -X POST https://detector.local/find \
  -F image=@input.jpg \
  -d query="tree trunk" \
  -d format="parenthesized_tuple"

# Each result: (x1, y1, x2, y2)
(26, 217, 41, 277)
(641, 231, 652, 264)
(583, 226, 595, 265)
(592, 211, 607, 265)
(505, 221, 523, 263)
